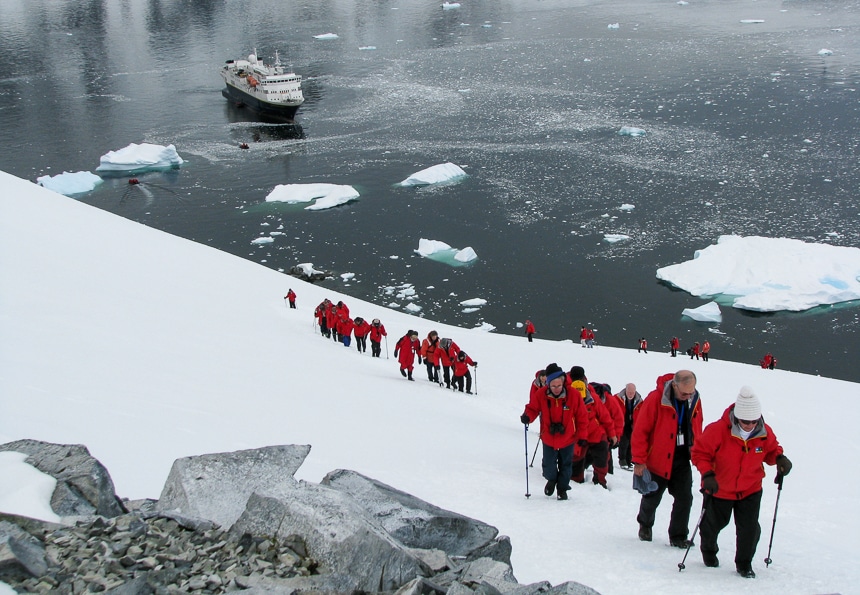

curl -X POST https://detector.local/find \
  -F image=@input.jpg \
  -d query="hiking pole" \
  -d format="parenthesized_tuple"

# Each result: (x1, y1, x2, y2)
(384, 336, 389, 359)
(473, 367, 478, 395)
(523, 424, 531, 498)
(529, 433, 541, 467)
(764, 474, 784, 567)
(679, 494, 709, 572)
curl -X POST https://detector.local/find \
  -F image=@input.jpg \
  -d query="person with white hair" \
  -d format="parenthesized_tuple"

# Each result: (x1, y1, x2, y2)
(691, 386, 792, 579)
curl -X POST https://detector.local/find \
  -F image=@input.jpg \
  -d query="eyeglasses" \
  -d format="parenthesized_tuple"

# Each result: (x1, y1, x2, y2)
(737, 418, 758, 426)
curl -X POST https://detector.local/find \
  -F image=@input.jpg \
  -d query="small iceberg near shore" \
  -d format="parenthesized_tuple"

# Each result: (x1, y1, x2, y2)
(618, 126, 646, 137)
(399, 162, 467, 187)
(266, 183, 359, 210)
(36, 171, 102, 196)
(314, 33, 339, 40)
(95, 143, 184, 174)
(414, 238, 478, 267)
(682, 301, 722, 323)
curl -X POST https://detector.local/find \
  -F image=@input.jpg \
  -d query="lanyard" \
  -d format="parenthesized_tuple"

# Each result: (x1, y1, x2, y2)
(674, 399, 686, 431)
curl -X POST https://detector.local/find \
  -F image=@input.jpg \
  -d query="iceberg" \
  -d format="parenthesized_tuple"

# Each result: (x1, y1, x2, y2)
(619, 204, 635, 211)
(442, 2, 461, 9)
(603, 234, 630, 243)
(36, 171, 102, 196)
(460, 298, 487, 307)
(404, 303, 423, 313)
(657, 235, 860, 312)
(314, 33, 339, 40)
(251, 237, 274, 245)
(95, 143, 184, 174)
(399, 162, 467, 187)
(740, 19, 765, 24)
(681, 301, 722, 323)
(266, 183, 359, 210)
(414, 238, 478, 267)
(608, 23, 620, 29)
(618, 126, 646, 137)
(818, 48, 833, 56)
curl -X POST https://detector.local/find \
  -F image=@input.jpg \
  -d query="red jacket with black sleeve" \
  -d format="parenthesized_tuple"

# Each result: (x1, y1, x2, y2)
(522, 385, 588, 449)
(691, 405, 783, 500)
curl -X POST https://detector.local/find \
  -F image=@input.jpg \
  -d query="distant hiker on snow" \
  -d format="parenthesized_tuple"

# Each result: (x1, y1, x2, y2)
(639, 338, 648, 353)
(353, 317, 371, 353)
(689, 342, 701, 360)
(520, 363, 588, 501)
(438, 337, 461, 389)
(670, 336, 680, 357)
(691, 386, 792, 578)
(420, 331, 442, 383)
(632, 370, 703, 548)
(525, 319, 536, 342)
(369, 319, 387, 358)
(285, 289, 296, 309)
(314, 299, 332, 337)
(760, 353, 777, 370)
(452, 351, 477, 394)
(394, 330, 420, 380)
(702, 340, 711, 362)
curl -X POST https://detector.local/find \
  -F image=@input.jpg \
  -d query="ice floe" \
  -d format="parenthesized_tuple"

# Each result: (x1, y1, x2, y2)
(266, 183, 359, 210)
(618, 126, 646, 137)
(442, 2, 461, 9)
(657, 235, 860, 312)
(603, 234, 630, 243)
(95, 143, 184, 174)
(681, 301, 723, 323)
(399, 162, 467, 187)
(818, 48, 834, 56)
(460, 298, 487, 307)
(314, 33, 339, 40)
(36, 171, 102, 196)
(251, 237, 274, 245)
(414, 238, 478, 266)
(619, 204, 635, 211)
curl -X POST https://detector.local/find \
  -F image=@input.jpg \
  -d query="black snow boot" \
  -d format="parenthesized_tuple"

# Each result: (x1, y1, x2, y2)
(557, 489, 568, 501)
(544, 481, 556, 497)
(638, 525, 652, 542)
(702, 552, 719, 568)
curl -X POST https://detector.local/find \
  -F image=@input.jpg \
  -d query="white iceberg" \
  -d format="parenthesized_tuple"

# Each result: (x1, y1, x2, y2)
(442, 2, 461, 9)
(95, 143, 184, 173)
(619, 204, 635, 211)
(681, 301, 723, 323)
(266, 183, 359, 210)
(36, 171, 102, 196)
(603, 234, 630, 243)
(608, 23, 620, 29)
(818, 48, 833, 56)
(404, 303, 423, 313)
(340, 273, 355, 281)
(460, 298, 487, 307)
(358, 46, 377, 51)
(618, 126, 646, 137)
(294, 263, 325, 278)
(414, 238, 478, 267)
(314, 33, 339, 40)
(740, 19, 765, 24)
(399, 162, 467, 186)
(251, 237, 274, 245)
(657, 235, 860, 312)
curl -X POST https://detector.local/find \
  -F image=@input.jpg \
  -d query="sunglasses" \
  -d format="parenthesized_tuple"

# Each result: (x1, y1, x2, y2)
(737, 418, 758, 426)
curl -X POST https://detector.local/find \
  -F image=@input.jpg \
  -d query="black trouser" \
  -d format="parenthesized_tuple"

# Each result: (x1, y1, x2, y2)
(637, 448, 693, 541)
(442, 366, 452, 388)
(542, 443, 574, 493)
(700, 490, 763, 568)
(572, 439, 609, 484)
(618, 430, 633, 466)
(355, 336, 367, 352)
(371, 340, 381, 357)
(527, 333, 533, 342)
(289, 301, 296, 309)
(320, 320, 329, 337)
(425, 360, 439, 382)
(453, 371, 472, 392)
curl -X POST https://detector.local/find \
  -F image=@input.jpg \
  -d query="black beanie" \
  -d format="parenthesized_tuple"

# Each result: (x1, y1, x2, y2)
(569, 366, 586, 381)
(545, 363, 565, 383)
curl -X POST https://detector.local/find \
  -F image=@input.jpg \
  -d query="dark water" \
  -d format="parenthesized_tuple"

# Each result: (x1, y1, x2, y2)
(2, 0, 859, 381)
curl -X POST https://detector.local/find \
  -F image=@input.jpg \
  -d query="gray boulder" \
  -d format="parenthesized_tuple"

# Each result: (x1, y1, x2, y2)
(322, 469, 500, 559)
(156, 444, 310, 528)
(230, 480, 431, 592)
(0, 439, 124, 518)
(0, 520, 48, 580)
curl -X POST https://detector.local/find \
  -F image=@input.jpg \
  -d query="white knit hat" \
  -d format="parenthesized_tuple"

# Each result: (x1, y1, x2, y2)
(734, 386, 762, 421)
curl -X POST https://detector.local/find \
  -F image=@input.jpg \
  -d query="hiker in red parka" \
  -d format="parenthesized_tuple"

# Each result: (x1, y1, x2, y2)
(671, 336, 680, 357)
(631, 370, 703, 547)
(393, 330, 420, 380)
(437, 337, 460, 389)
(335, 300, 350, 319)
(452, 351, 477, 394)
(285, 289, 297, 309)
(690, 342, 701, 360)
(368, 319, 387, 358)
(691, 386, 792, 577)
(338, 315, 354, 348)
(314, 299, 330, 337)
(702, 340, 711, 362)
(580, 326, 588, 348)
(589, 380, 625, 476)
(525, 320, 536, 342)
(568, 370, 617, 489)
(638, 337, 648, 353)
(420, 331, 442, 384)
(521, 363, 589, 501)
(352, 317, 371, 353)
(530, 369, 547, 400)
(325, 304, 339, 343)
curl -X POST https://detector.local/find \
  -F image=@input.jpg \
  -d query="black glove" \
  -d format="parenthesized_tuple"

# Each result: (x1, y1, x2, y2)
(418, 356, 423, 364)
(577, 439, 589, 448)
(776, 454, 792, 476)
(520, 414, 530, 425)
(702, 471, 719, 495)
(473, 361, 478, 367)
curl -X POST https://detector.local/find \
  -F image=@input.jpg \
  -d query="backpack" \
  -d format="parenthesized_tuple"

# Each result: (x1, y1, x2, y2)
(589, 382, 612, 403)
(440, 338, 452, 351)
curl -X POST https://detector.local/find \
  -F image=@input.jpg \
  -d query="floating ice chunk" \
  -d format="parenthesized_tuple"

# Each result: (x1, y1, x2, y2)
(251, 237, 274, 245)
(460, 298, 487, 307)
(657, 235, 860, 312)
(415, 238, 453, 256)
(462, 308, 480, 313)
(608, 23, 620, 29)
(677, 1, 689, 5)
(266, 183, 359, 210)
(314, 33, 339, 40)
(619, 204, 635, 211)
(618, 126, 646, 137)
(603, 234, 630, 243)
(818, 48, 834, 56)
(682, 302, 723, 323)
(340, 273, 355, 281)
(404, 303, 423, 313)
(399, 162, 467, 186)
(474, 322, 496, 332)
(36, 171, 102, 196)
(295, 263, 325, 277)
(739, 19, 765, 24)
(442, 2, 461, 9)
(358, 46, 377, 51)
(455, 247, 478, 262)
(95, 143, 184, 173)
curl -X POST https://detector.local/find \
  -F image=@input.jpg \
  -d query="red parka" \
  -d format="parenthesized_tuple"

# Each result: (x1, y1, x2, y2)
(525, 320, 535, 335)
(691, 405, 784, 500)
(570, 380, 617, 443)
(437, 339, 460, 367)
(452, 353, 475, 377)
(591, 382, 624, 439)
(394, 334, 420, 369)
(369, 322, 387, 342)
(631, 373, 704, 480)
(353, 319, 371, 338)
(420, 335, 441, 366)
(522, 385, 589, 449)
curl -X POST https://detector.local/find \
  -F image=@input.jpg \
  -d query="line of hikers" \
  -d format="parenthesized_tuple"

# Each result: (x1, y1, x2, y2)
(521, 365, 791, 579)
(313, 298, 388, 358)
